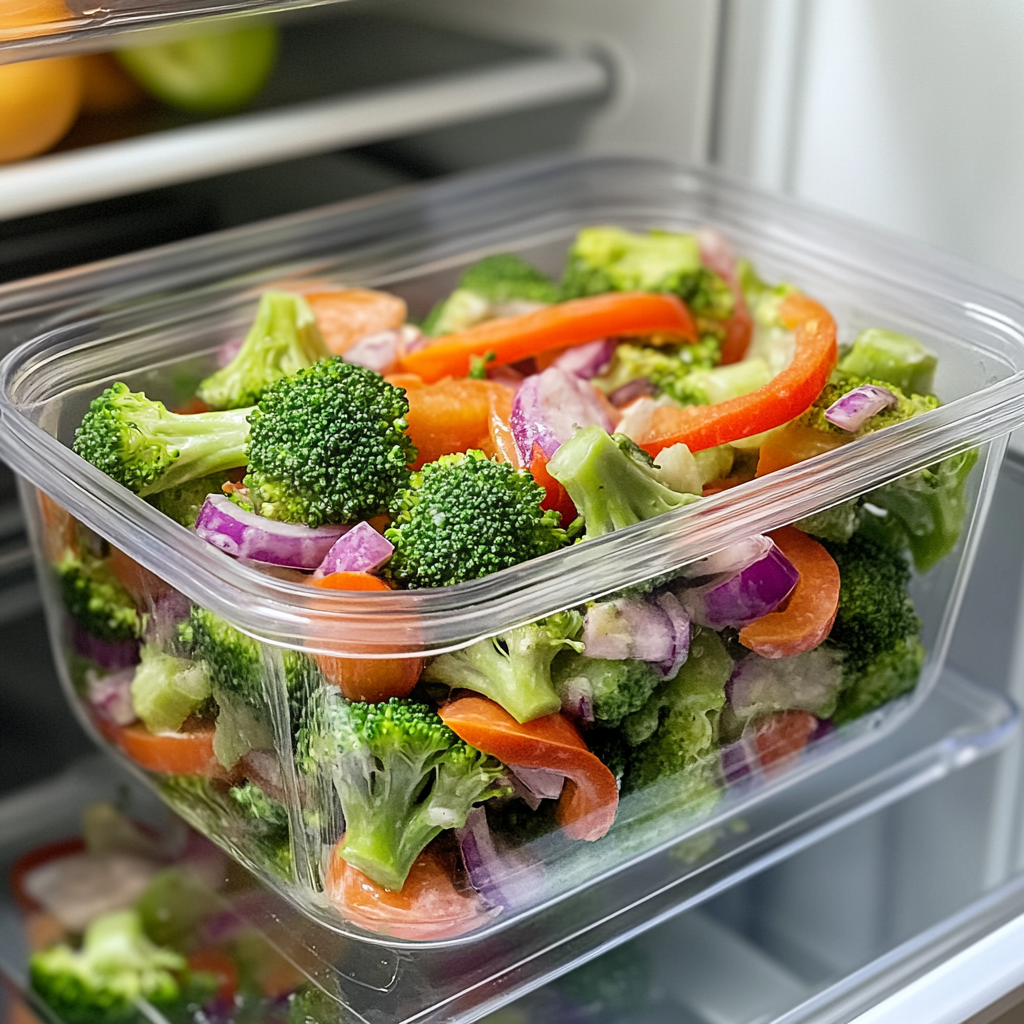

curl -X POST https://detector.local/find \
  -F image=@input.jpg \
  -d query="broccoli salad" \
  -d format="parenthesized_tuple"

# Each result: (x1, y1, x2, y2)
(46, 225, 975, 939)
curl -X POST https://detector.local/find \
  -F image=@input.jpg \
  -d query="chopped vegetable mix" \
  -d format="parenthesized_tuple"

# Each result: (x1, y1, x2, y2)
(58, 223, 972, 936)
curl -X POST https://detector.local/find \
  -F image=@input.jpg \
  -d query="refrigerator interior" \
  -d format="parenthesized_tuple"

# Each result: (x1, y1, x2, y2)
(5, 2, 1024, 1022)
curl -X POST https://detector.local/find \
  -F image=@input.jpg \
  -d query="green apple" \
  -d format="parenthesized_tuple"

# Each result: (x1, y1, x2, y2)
(116, 20, 278, 114)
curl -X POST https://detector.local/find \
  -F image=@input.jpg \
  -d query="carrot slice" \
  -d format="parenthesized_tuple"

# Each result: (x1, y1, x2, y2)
(529, 444, 577, 524)
(488, 385, 519, 467)
(326, 842, 490, 940)
(401, 293, 697, 383)
(97, 719, 227, 779)
(309, 573, 423, 702)
(754, 710, 818, 771)
(400, 377, 514, 468)
(304, 288, 407, 356)
(739, 527, 841, 658)
(440, 695, 618, 842)
(109, 545, 172, 603)
(637, 293, 838, 455)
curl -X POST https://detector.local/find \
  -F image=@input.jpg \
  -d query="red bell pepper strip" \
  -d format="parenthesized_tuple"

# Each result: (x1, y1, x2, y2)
(637, 293, 838, 455)
(440, 695, 618, 841)
(402, 293, 698, 383)
(739, 527, 840, 658)
(529, 443, 577, 524)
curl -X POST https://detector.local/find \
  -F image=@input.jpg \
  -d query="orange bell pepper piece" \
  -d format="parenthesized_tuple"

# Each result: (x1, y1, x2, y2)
(402, 293, 697, 383)
(637, 293, 838, 455)
(440, 695, 618, 841)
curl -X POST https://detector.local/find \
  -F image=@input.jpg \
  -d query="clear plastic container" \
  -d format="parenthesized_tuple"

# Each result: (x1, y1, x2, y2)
(1, 156, 1023, 959)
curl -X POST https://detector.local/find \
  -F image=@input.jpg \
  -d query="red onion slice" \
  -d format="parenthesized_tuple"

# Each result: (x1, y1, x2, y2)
(344, 325, 422, 375)
(510, 366, 614, 465)
(679, 535, 774, 579)
(71, 622, 139, 671)
(456, 806, 540, 911)
(680, 540, 799, 630)
(582, 592, 691, 678)
(608, 377, 656, 407)
(552, 338, 616, 379)
(195, 494, 347, 569)
(508, 764, 565, 802)
(87, 666, 137, 726)
(825, 384, 898, 432)
(314, 520, 393, 577)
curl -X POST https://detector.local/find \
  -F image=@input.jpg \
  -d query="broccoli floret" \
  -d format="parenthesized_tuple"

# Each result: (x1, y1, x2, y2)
(424, 611, 584, 723)
(547, 428, 701, 542)
(145, 471, 232, 528)
(385, 449, 567, 589)
(197, 291, 330, 410)
(795, 499, 864, 543)
(562, 227, 734, 320)
(594, 340, 721, 397)
(552, 653, 663, 728)
(157, 774, 295, 881)
(29, 909, 213, 1024)
(798, 372, 939, 439)
(58, 551, 140, 643)
(624, 629, 731, 791)
(130, 644, 213, 733)
(73, 383, 252, 497)
(838, 327, 938, 396)
(183, 606, 263, 704)
(289, 983, 344, 1024)
(245, 358, 415, 527)
(833, 635, 926, 725)
(867, 448, 979, 572)
(422, 253, 560, 336)
(296, 694, 508, 890)
(135, 867, 218, 951)
(822, 534, 921, 677)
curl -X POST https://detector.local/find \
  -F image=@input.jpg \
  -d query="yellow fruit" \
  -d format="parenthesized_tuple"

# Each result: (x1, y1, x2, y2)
(0, 0, 72, 40)
(0, 56, 83, 164)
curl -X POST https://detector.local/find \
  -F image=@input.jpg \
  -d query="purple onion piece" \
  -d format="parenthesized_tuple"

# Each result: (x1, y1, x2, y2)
(696, 226, 739, 284)
(557, 679, 594, 724)
(143, 590, 191, 647)
(510, 366, 613, 465)
(680, 535, 773, 579)
(719, 737, 757, 786)
(809, 718, 836, 744)
(508, 764, 565, 802)
(195, 494, 347, 569)
(679, 540, 800, 630)
(825, 384, 898, 432)
(216, 337, 244, 368)
(608, 377, 657, 407)
(456, 806, 540, 911)
(314, 520, 393, 577)
(582, 591, 690, 678)
(71, 622, 140, 671)
(553, 338, 616, 379)
(86, 666, 137, 726)
(344, 325, 422, 374)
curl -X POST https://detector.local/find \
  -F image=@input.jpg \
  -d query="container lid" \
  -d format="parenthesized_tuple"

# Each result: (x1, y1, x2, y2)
(2, 154, 1024, 656)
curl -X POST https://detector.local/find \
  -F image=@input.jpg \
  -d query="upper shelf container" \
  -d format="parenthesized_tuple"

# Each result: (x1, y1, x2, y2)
(0, 0, 345, 64)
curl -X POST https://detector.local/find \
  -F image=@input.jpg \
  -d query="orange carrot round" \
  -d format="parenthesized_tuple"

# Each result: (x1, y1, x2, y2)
(739, 527, 841, 658)
(754, 710, 818, 771)
(304, 288, 407, 356)
(638, 293, 838, 455)
(97, 719, 227, 779)
(326, 842, 490, 940)
(402, 293, 697, 383)
(309, 572, 423, 701)
(440, 695, 618, 842)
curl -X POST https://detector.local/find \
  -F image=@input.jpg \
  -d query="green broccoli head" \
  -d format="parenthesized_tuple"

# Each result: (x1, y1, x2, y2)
(58, 551, 140, 643)
(867, 448, 979, 572)
(29, 909, 211, 1024)
(547, 428, 701, 542)
(245, 358, 415, 527)
(594, 340, 721, 397)
(72, 383, 252, 497)
(296, 694, 509, 890)
(822, 533, 921, 676)
(833, 634, 926, 725)
(797, 372, 939, 439)
(228, 780, 294, 880)
(385, 450, 568, 589)
(623, 628, 731, 792)
(422, 253, 560, 336)
(289, 983, 344, 1024)
(424, 611, 584, 723)
(144, 471, 232, 527)
(561, 227, 734, 320)
(182, 605, 263, 705)
(552, 653, 663, 729)
(197, 291, 331, 410)
(838, 328, 938, 397)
